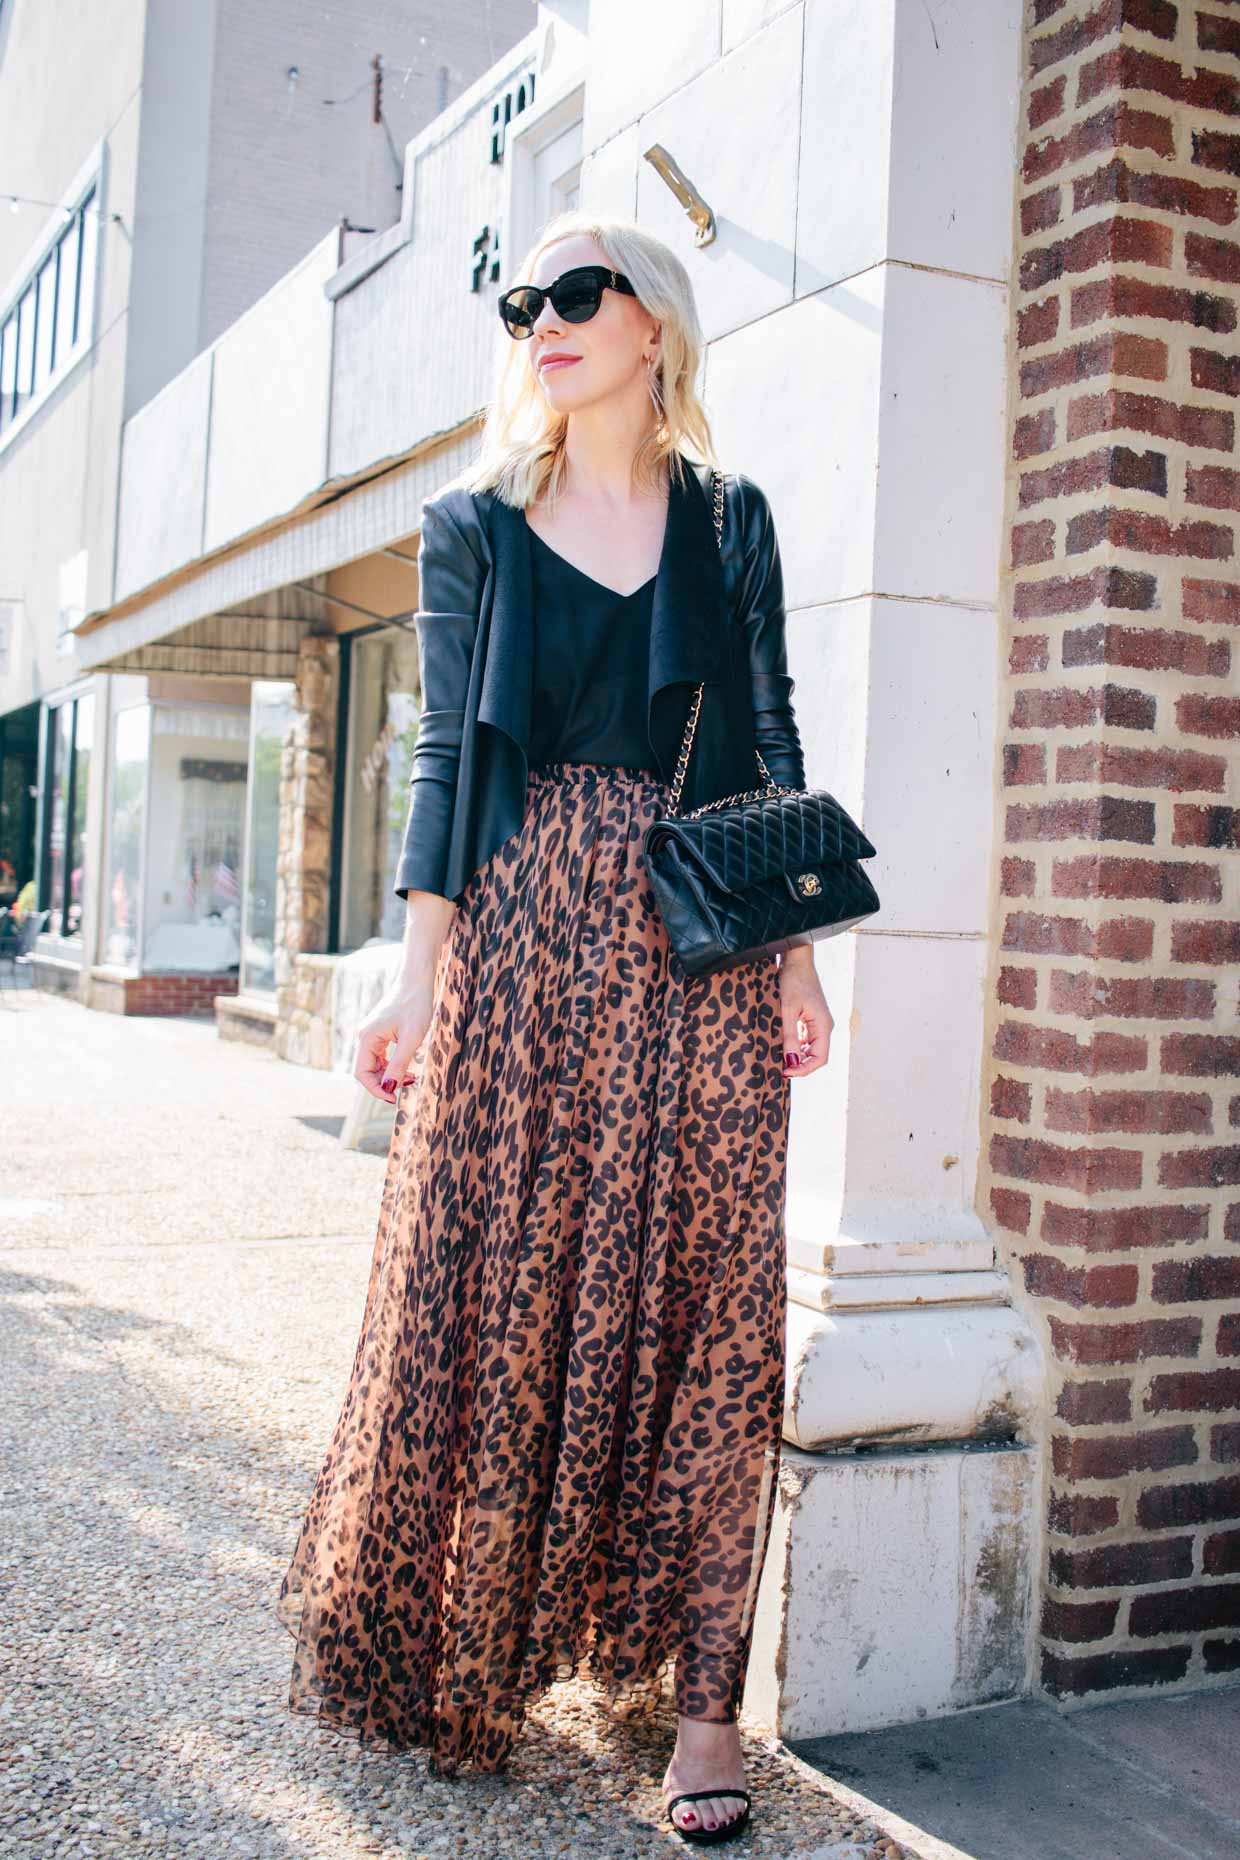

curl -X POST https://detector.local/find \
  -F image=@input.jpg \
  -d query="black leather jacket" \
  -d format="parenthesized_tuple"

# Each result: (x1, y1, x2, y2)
(394, 450, 807, 904)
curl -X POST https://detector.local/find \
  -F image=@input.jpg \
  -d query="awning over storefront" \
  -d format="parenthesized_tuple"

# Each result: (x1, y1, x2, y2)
(72, 433, 475, 673)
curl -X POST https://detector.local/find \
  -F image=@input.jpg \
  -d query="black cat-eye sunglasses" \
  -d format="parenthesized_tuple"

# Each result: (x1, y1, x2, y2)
(497, 264, 638, 340)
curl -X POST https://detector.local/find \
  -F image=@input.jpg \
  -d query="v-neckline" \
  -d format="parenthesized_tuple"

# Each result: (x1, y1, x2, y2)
(523, 508, 661, 602)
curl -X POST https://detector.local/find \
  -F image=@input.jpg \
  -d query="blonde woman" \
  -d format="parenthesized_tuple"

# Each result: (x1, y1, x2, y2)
(276, 211, 832, 1845)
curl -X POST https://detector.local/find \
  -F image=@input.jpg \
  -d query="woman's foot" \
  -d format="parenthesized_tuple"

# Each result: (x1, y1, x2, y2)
(662, 1713, 749, 1835)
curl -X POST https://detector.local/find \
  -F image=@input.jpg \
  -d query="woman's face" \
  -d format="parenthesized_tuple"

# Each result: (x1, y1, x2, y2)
(520, 235, 658, 417)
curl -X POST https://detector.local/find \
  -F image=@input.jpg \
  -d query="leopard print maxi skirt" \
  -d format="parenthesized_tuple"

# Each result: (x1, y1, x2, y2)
(274, 759, 791, 1777)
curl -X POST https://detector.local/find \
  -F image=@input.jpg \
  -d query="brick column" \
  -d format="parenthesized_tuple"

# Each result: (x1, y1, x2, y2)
(988, 0, 1240, 1701)
(274, 633, 339, 1061)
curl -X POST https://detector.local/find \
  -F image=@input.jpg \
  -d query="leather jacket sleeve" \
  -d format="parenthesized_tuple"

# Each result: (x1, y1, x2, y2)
(733, 474, 807, 791)
(393, 493, 485, 903)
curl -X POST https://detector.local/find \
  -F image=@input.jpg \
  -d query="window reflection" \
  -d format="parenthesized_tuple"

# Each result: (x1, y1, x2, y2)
(42, 693, 93, 940)
(46, 703, 71, 933)
(54, 212, 80, 367)
(104, 704, 148, 967)
(241, 680, 294, 996)
(340, 628, 420, 951)
(142, 704, 249, 974)
(65, 693, 92, 938)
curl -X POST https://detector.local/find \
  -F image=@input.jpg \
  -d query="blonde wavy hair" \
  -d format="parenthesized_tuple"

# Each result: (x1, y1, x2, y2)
(460, 210, 719, 509)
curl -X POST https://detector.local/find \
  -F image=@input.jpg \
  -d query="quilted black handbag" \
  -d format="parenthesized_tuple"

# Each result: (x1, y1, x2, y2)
(642, 467, 880, 977)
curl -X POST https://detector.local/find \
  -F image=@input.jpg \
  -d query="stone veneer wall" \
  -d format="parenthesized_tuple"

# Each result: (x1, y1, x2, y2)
(275, 633, 339, 1067)
(985, 0, 1240, 1702)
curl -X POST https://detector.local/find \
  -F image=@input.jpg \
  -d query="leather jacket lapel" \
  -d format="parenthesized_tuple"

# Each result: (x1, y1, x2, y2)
(475, 490, 534, 753)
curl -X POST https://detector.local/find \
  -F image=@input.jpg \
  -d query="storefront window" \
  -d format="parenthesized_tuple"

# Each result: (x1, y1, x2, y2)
(0, 704, 39, 908)
(339, 628, 420, 951)
(240, 680, 295, 996)
(103, 702, 149, 967)
(66, 693, 93, 938)
(45, 703, 71, 932)
(142, 703, 249, 973)
(43, 690, 94, 940)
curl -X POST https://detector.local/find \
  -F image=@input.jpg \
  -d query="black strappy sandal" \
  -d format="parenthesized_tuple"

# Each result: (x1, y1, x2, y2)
(665, 1787, 752, 1844)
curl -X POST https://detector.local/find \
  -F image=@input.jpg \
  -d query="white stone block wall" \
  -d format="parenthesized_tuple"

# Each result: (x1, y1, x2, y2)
(578, 0, 1042, 1735)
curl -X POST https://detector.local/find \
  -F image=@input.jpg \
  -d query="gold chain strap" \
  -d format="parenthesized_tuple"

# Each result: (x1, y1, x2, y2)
(666, 467, 792, 819)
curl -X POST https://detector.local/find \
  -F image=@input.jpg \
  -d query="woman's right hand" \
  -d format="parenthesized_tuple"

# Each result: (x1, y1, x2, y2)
(354, 975, 437, 1104)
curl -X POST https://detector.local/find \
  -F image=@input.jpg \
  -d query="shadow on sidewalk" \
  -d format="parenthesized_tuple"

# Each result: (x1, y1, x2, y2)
(790, 1683, 1240, 1860)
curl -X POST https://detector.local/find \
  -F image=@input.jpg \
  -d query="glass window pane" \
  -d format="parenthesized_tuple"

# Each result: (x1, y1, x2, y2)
(142, 703, 249, 975)
(46, 703, 73, 933)
(13, 284, 35, 420)
(74, 190, 98, 347)
(103, 704, 149, 968)
(0, 716, 36, 903)
(54, 215, 80, 365)
(240, 681, 295, 996)
(0, 315, 14, 431)
(63, 692, 94, 941)
(340, 629, 421, 952)
(33, 250, 56, 390)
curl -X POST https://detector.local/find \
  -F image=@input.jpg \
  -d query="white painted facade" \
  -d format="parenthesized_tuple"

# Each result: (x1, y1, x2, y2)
(45, 0, 1051, 1739)
(0, 0, 539, 982)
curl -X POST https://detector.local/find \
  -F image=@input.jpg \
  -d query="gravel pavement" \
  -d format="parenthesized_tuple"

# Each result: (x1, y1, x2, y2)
(0, 990, 930, 1860)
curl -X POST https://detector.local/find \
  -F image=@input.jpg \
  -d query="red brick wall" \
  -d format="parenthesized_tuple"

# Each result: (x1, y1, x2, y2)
(91, 970, 239, 1018)
(987, 0, 1240, 1702)
(125, 974, 239, 1018)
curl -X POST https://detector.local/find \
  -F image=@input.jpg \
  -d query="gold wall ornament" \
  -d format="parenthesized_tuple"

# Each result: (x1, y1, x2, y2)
(641, 144, 716, 247)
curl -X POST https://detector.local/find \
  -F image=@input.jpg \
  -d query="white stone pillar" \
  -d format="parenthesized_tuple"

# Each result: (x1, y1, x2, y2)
(580, 0, 1047, 1736)
(696, 0, 1048, 1736)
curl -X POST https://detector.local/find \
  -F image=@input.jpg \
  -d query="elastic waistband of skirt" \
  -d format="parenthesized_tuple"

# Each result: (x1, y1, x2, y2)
(527, 758, 668, 788)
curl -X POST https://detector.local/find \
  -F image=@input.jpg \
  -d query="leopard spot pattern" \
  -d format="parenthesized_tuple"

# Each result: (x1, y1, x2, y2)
(274, 761, 791, 1777)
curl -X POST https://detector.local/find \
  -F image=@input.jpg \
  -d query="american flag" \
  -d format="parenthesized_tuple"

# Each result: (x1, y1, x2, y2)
(186, 852, 198, 911)
(214, 859, 239, 903)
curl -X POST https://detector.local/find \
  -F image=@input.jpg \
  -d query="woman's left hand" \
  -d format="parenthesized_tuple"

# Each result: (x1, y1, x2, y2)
(779, 950, 832, 1079)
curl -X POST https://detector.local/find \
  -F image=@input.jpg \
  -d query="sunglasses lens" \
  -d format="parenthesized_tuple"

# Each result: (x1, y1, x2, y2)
(500, 286, 541, 338)
(554, 271, 603, 323)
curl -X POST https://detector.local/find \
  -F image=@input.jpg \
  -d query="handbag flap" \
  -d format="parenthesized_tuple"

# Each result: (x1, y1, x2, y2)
(645, 788, 877, 895)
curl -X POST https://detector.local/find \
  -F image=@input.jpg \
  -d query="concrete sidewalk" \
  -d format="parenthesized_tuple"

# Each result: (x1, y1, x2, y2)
(791, 1683, 1240, 1860)
(0, 992, 910, 1860)
(6, 987, 1236, 1860)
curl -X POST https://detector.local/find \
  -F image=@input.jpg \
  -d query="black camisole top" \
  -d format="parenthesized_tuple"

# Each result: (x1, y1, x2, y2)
(524, 517, 659, 772)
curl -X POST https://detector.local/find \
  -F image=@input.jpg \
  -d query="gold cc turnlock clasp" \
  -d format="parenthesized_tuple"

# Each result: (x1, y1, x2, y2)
(797, 872, 822, 898)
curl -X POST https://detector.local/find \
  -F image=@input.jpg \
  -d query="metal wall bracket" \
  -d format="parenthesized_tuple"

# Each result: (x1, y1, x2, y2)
(642, 143, 716, 247)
